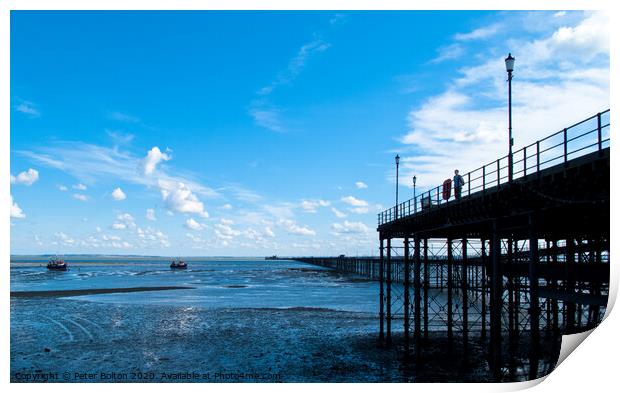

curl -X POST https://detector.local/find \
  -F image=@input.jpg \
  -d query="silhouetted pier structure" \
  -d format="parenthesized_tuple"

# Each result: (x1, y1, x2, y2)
(299, 110, 610, 381)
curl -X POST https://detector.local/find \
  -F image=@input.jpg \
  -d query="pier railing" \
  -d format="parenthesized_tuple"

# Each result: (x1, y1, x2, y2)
(378, 109, 610, 226)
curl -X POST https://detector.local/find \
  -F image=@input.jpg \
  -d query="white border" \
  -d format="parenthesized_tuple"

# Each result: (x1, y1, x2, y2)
(2, 1, 617, 392)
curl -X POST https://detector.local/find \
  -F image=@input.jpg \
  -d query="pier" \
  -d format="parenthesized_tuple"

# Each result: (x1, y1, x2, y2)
(297, 110, 610, 381)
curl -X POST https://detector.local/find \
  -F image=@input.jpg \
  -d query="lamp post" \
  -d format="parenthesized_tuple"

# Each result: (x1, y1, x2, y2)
(395, 154, 400, 219)
(505, 53, 515, 182)
(412, 175, 417, 213)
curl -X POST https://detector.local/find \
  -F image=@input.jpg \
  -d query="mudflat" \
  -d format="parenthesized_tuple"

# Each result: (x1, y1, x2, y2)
(11, 286, 195, 298)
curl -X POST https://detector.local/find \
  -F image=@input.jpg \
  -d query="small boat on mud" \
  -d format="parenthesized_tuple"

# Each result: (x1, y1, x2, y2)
(170, 259, 188, 270)
(47, 257, 68, 271)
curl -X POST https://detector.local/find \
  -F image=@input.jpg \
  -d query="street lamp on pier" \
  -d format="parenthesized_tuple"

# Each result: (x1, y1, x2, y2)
(412, 175, 417, 200)
(505, 52, 515, 182)
(395, 154, 400, 219)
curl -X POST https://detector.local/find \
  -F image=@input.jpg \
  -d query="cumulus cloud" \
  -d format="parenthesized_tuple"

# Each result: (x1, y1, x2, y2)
(158, 180, 209, 218)
(111, 187, 126, 201)
(341, 196, 369, 207)
(278, 219, 316, 236)
(355, 181, 368, 189)
(300, 199, 330, 213)
(10, 168, 39, 186)
(185, 218, 205, 230)
(111, 213, 136, 230)
(10, 196, 26, 219)
(215, 220, 241, 240)
(72, 193, 89, 202)
(141, 146, 171, 175)
(54, 232, 75, 245)
(331, 207, 347, 218)
(331, 220, 370, 234)
(146, 208, 156, 221)
(10, 169, 39, 186)
(73, 183, 88, 190)
(221, 203, 233, 210)
(58, 185, 68, 191)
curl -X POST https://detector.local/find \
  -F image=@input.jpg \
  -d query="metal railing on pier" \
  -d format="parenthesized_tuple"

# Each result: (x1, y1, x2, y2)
(378, 109, 610, 226)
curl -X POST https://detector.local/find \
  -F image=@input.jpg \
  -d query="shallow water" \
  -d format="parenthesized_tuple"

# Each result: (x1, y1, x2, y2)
(11, 259, 395, 382)
(10, 259, 378, 312)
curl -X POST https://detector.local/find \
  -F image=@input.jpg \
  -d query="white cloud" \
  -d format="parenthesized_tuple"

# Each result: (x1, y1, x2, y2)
(73, 183, 88, 190)
(72, 193, 89, 202)
(10, 196, 26, 219)
(111, 187, 126, 201)
(454, 24, 500, 41)
(300, 199, 330, 213)
(220, 218, 234, 226)
(10, 168, 39, 186)
(221, 203, 233, 210)
(215, 221, 241, 240)
(109, 111, 140, 123)
(111, 213, 135, 230)
(54, 232, 75, 245)
(141, 146, 172, 175)
(158, 180, 209, 218)
(258, 39, 331, 97)
(331, 207, 347, 218)
(146, 208, 156, 221)
(185, 218, 205, 231)
(400, 12, 609, 189)
(249, 108, 284, 132)
(341, 196, 369, 207)
(278, 219, 316, 236)
(355, 181, 368, 189)
(187, 222, 204, 234)
(14, 100, 40, 117)
(251, 39, 330, 132)
(106, 129, 135, 145)
(430, 43, 465, 64)
(19, 142, 219, 201)
(264, 226, 276, 237)
(331, 220, 370, 234)
(58, 185, 68, 191)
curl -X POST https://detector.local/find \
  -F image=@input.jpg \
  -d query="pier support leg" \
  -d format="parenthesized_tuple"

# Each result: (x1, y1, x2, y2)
(379, 238, 385, 341)
(566, 238, 576, 333)
(423, 238, 429, 341)
(490, 221, 503, 381)
(414, 235, 422, 361)
(528, 214, 540, 380)
(462, 238, 469, 366)
(387, 238, 392, 345)
(447, 238, 454, 351)
(403, 237, 411, 355)
(481, 239, 487, 341)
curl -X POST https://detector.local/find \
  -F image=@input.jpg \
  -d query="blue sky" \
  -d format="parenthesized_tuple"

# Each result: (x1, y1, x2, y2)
(10, 11, 609, 256)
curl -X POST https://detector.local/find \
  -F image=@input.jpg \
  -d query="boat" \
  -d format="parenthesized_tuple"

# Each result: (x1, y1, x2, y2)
(170, 259, 188, 269)
(47, 256, 68, 271)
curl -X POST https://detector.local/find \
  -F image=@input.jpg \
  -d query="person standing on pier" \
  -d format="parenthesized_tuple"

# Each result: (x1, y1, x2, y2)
(453, 170, 465, 200)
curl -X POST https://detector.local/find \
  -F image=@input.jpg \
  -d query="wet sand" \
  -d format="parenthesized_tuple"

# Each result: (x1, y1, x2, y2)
(11, 286, 195, 298)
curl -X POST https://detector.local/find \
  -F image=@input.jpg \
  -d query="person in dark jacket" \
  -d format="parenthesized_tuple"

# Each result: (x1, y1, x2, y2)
(453, 170, 465, 200)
